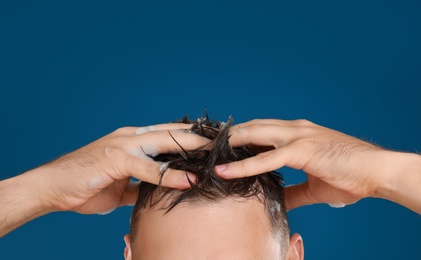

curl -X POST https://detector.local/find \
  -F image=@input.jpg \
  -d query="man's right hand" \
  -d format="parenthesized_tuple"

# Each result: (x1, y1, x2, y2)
(36, 123, 210, 215)
(0, 123, 209, 237)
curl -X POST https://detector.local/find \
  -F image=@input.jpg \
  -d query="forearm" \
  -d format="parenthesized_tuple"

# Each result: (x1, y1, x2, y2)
(0, 169, 52, 237)
(375, 151, 421, 214)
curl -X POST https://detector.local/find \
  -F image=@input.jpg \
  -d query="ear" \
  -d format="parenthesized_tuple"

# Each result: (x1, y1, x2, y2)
(123, 234, 132, 260)
(285, 233, 304, 260)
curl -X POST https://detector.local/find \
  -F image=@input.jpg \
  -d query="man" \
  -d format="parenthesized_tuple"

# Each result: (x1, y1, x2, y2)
(123, 117, 304, 259)
(0, 116, 420, 257)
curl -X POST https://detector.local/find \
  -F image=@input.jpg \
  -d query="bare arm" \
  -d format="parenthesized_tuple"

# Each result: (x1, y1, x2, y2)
(0, 170, 51, 237)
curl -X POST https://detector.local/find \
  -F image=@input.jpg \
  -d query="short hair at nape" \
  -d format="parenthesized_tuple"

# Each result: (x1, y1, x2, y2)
(130, 115, 290, 243)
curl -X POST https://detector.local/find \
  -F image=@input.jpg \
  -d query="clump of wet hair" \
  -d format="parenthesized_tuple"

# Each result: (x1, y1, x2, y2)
(130, 115, 290, 243)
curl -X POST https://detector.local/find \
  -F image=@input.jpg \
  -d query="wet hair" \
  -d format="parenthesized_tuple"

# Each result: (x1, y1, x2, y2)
(130, 115, 290, 246)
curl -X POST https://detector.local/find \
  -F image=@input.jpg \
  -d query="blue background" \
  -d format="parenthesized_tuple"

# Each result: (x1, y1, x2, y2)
(1, 1, 420, 259)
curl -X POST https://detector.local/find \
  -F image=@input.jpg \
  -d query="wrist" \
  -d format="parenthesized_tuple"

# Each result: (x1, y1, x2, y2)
(0, 168, 54, 237)
(374, 151, 421, 202)
(27, 166, 64, 213)
(21, 167, 57, 215)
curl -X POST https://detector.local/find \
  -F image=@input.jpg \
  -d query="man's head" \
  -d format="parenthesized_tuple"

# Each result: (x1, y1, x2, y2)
(124, 116, 303, 259)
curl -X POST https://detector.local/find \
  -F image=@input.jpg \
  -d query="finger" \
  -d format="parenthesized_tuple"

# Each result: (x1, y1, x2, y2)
(228, 124, 306, 148)
(214, 148, 288, 178)
(125, 156, 196, 189)
(119, 180, 141, 206)
(111, 123, 194, 136)
(134, 123, 194, 135)
(160, 168, 197, 189)
(232, 119, 314, 129)
(214, 142, 311, 178)
(284, 182, 316, 210)
(131, 130, 211, 156)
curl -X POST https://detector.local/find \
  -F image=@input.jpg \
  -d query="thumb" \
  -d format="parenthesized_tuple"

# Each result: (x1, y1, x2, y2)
(119, 180, 141, 207)
(284, 182, 316, 210)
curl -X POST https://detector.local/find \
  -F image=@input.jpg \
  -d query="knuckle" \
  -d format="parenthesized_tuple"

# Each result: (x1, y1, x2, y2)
(112, 126, 138, 136)
(105, 146, 126, 159)
(260, 152, 271, 164)
(258, 153, 274, 171)
(159, 169, 176, 186)
(238, 160, 250, 177)
(247, 124, 260, 131)
(247, 119, 264, 126)
(104, 146, 128, 173)
(114, 126, 130, 134)
(294, 119, 313, 126)
(250, 118, 263, 124)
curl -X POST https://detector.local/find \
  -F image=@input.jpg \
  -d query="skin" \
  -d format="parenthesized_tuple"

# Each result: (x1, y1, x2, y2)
(0, 123, 210, 237)
(0, 117, 420, 249)
(123, 197, 304, 260)
(214, 119, 421, 214)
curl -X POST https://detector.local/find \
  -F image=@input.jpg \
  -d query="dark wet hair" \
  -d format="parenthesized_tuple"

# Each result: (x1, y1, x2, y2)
(130, 115, 290, 244)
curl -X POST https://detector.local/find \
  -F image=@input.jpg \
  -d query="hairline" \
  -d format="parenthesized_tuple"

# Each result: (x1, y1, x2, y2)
(130, 176, 288, 242)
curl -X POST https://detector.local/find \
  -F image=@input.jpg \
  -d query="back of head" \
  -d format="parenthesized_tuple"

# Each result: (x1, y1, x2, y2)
(130, 115, 290, 256)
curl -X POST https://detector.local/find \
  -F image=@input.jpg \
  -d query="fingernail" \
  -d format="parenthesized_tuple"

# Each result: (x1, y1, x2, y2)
(215, 164, 228, 173)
